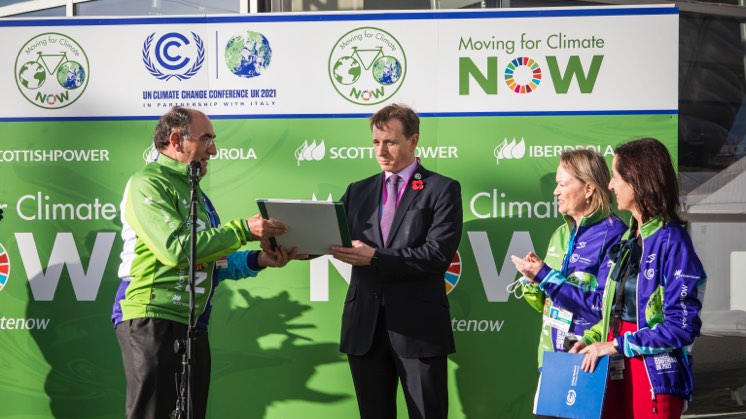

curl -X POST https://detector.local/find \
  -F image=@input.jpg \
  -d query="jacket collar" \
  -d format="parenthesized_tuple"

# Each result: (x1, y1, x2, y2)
(562, 208, 610, 230)
(626, 215, 664, 240)
(156, 153, 190, 176)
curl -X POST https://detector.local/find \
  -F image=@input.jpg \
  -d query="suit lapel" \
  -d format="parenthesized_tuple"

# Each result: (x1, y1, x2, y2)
(384, 167, 426, 247)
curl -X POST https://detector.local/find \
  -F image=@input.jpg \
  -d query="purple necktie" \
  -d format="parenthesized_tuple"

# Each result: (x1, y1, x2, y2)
(380, 174, 400, 243)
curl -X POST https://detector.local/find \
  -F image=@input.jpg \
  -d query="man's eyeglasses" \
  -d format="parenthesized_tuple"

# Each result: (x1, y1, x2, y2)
(188, 136, 216, 147)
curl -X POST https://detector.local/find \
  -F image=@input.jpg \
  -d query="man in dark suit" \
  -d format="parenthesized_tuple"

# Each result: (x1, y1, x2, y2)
(330, 104, 462, 419)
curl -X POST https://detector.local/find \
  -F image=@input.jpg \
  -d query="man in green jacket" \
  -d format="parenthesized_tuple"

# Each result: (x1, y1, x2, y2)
(112, 106, 294, 419)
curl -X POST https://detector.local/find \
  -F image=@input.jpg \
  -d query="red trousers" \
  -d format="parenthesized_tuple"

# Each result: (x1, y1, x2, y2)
(601, 320, 685, 419)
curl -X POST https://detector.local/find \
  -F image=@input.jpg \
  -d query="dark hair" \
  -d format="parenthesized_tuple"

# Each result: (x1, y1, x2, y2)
(153, 106, 192, 150)
(559, 148, 613, 216)
(614, 137, 683, 224)
(370, 103, 419, 138)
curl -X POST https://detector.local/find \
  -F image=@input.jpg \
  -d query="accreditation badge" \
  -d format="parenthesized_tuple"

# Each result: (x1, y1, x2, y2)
(215, 256, 228, 269)
(542, 300, 573, 333)
(609, 354, 625, 380)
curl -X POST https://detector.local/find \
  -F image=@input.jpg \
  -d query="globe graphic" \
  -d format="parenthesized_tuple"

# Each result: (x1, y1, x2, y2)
(372, 56, 402, 85)
(225, 31, 272, 78)
(333, 56, 361, 85)
(18, 61, 46, 89)
(56, 61, 85, 89)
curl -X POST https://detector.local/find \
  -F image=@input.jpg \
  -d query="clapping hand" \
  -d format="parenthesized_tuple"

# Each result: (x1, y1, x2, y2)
(509, 251, 543, 283)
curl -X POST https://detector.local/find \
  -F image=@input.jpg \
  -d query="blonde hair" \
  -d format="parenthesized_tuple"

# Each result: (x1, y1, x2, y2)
(559, 149, 612, 216)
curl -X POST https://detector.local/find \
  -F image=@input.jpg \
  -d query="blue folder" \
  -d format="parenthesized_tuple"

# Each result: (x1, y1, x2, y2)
(536, 352, 609, 419)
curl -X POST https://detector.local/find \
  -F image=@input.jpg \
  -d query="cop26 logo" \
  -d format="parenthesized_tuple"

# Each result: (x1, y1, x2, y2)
(142, 32, 205, 81)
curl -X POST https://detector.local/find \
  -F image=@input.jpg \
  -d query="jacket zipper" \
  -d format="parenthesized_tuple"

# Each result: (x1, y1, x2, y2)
(637, 237, 657, 414)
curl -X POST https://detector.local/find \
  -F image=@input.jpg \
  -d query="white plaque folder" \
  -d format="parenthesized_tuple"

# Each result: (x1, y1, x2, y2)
(256, 199, 352, 256)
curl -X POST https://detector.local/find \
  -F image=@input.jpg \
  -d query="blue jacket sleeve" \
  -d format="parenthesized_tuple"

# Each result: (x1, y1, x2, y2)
(216, 250, 263, 281)
(621, 235, 706, 357)
(539, 252, 613, 324)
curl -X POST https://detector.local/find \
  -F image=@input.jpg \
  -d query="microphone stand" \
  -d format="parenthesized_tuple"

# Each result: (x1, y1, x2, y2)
(175, 161, 202, 419)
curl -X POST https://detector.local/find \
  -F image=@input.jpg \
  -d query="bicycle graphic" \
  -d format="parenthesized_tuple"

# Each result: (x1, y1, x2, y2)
(335, 46, 402, 86)
(18, 51, 85, 90)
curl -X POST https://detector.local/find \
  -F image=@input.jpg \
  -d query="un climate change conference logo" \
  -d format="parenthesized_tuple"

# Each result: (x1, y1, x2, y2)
(0, 242, 10, 292)
(15, 32, 89, 109)
(329, 27, 406, 105)
(225, 30, 272, 78)
(142, 32, 205, 81)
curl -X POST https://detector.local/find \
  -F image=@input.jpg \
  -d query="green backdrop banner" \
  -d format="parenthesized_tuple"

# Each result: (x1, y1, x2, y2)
(0, 7, 677, 419)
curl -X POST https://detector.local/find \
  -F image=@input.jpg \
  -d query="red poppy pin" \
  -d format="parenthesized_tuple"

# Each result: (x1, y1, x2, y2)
(412, 180, 424, 190)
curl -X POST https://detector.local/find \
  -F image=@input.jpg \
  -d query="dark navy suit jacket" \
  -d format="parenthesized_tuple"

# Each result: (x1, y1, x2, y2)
(339, 165, 462, 358)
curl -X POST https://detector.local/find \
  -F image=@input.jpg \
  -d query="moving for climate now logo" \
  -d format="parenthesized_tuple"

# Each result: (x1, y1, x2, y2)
(15, 32, 89, 109)
(329, 27, 406, 105)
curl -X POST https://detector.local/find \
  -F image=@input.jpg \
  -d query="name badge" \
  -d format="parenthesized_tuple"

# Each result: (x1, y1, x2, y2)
(542, 301, 573, 333)
(609, 354, 625, 380)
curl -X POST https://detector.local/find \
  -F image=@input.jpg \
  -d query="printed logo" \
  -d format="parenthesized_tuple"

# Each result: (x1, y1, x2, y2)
(566, 389, 577, 406)
(576, 241, 587, 249)
(570, 253, 580, 263)
(445, 251, 462, 295)
(494, 138, 526, 164)
(0, 242, 10, 292)
(647, 254, 656, 264)
(329, 27, 406, 105)
(504, 56, 542, 94)
(653, 353, 676, 371)
(295, 140, 326, 165)
(172, 294, 182, 302)
(493, 139, 614, 163)
(225, 30, 272, 78)
(15, 32, 90, 109)
(644, 269, 655, 280)
(143, 145, 160, 163)
(142, 32, 205, 81)
(673, 269, 700, 280)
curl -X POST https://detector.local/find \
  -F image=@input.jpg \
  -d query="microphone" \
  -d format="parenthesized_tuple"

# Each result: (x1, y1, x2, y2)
(188, 161, 202, 183)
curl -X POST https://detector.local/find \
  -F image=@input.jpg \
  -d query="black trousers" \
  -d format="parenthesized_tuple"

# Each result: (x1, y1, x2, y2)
(347, 308, 449, 419)
(116, 318, 211, 419)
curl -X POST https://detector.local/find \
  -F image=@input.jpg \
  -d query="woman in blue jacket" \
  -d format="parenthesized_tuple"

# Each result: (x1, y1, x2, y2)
(571, 138, 707, 418)
(511, 149, 626, 417)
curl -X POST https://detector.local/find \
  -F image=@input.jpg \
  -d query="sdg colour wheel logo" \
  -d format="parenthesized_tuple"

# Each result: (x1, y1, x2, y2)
(15, 32, 89, 109)
(328, 27, 406, 105)
(504, 56, 542, 94)
(445, 251, 462, 295)
(0, 242, 10, 292)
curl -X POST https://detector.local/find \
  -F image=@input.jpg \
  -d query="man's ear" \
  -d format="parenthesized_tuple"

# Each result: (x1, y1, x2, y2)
(409, 133, 419, 151)
(168, 130, 182, 151)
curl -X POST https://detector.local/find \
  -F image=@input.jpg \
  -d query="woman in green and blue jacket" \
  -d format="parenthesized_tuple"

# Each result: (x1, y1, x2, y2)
(571, 138, 707, 419)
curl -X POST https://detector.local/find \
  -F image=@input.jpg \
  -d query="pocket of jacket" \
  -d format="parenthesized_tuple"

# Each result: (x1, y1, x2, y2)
(344, 283, 357, 303)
